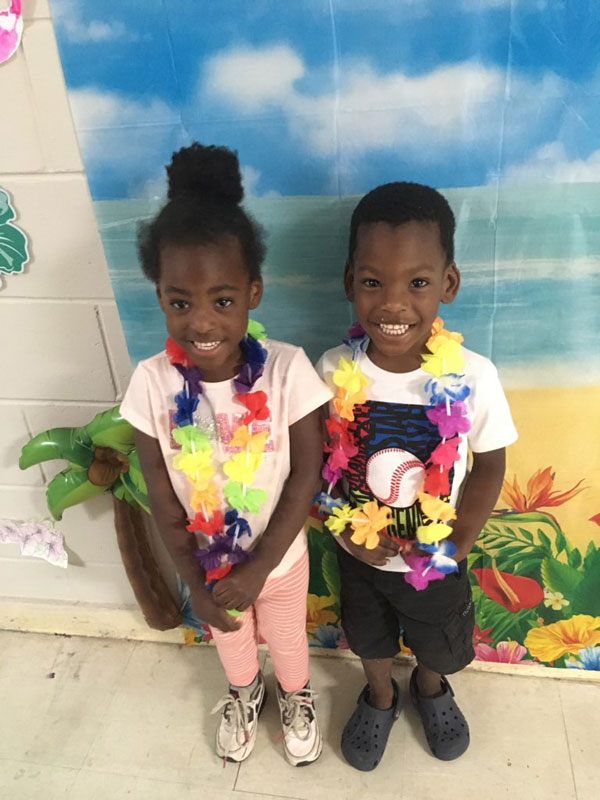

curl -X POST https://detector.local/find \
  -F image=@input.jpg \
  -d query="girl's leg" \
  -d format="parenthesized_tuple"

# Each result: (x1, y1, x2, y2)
(209, 607, 261, 687)
(254, 552, 310, 692)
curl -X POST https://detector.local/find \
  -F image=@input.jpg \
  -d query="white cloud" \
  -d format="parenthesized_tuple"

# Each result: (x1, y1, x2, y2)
(69, 87, 177, 131)
(501, 142, 600, 183)
(204, 45, 562, 161)
(207, 45, 305, 111)
(53, 5, 141, 43)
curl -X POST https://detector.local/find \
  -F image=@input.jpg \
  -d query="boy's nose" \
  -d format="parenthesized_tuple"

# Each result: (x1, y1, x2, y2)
(381, 288, 410, 311)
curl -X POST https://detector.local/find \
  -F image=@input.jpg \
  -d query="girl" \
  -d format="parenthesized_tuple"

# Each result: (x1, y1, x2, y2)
(120, 143, 332, 766)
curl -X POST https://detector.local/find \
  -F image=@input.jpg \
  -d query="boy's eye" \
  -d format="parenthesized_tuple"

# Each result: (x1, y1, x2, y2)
(216, 298, 233, 308)
(170, 300, 189, 310)
(362, 278, 381, 289)
(411, 278, 429, 288)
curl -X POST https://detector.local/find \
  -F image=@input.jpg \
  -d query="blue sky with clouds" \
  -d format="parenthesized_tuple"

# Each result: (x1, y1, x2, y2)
(52, 0, 600, 199)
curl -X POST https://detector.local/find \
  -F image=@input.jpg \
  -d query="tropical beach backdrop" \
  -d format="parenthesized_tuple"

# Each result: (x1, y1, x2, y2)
(51, 0, 600, 670)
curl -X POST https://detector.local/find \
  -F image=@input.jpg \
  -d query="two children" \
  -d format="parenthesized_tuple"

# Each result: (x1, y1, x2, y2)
(122, 144, 516, 769)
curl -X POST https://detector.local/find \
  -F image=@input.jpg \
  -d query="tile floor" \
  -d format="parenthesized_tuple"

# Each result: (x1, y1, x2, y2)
(0, 630, 598, 800)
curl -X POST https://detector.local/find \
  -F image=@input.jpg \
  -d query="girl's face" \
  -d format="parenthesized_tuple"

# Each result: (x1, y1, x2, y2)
(157, 237, 263, 382)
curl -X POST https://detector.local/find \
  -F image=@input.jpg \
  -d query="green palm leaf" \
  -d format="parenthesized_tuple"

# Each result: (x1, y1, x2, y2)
(85, 406, 136, 453)
(47, 468, 108, 520)
(19, 427, 94, 470)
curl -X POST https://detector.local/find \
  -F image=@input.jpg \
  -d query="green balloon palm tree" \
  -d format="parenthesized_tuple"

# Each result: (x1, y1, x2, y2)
(20, 406, 181, 630)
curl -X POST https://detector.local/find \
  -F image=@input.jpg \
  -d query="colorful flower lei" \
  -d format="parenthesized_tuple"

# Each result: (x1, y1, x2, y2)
(317, 317, 471, 590)
(167, 321, 269, 608)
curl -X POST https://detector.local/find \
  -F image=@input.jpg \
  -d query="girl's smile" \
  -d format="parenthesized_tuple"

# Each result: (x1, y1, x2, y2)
(157, 237, 262, 382)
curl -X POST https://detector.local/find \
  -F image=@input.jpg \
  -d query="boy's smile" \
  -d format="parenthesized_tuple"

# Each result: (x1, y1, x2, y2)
(345, 220, 460, 373)
(157, 238, 262, 382)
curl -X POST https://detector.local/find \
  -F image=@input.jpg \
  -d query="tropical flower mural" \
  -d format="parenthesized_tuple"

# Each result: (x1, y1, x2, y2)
(307, 467, 600, 670)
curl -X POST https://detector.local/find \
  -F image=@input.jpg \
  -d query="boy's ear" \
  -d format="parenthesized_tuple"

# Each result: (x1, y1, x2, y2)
(441, 263, 460, 304)
(343, 261, 355, 301)
(248, 279, 263, 310)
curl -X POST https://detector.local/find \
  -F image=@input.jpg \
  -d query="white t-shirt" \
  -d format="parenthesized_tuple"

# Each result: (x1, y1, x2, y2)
(316, 344, 518, 572)
(121, 340, 333, 578)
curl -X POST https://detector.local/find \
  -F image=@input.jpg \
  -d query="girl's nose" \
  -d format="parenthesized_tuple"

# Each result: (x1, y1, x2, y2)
(188, 307, 215, 335)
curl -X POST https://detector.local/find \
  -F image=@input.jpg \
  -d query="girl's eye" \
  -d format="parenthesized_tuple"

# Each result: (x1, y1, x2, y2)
(216, 298, 233, 308)
(411, 278, 429, 288)
(362, 278, 380, 289)
(170, 300, 189, 310)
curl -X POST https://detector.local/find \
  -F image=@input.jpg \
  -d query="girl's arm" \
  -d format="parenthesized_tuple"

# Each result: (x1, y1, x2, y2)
(212, 407, 323, 612)
(134, 429, 240, 632)
(448, 447, 506, 562)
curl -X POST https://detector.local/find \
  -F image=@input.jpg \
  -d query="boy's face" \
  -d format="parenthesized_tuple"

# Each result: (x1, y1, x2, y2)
(345, 220, 460, 373)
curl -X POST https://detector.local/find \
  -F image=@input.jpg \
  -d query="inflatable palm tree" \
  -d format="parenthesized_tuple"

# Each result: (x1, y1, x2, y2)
(20, 406, 181, 630)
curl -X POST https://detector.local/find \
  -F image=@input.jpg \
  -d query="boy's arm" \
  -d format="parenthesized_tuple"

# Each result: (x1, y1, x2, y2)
(212, 407, 323, 612)
(134, 429, 239, 632)
(449, 447, 506, 562)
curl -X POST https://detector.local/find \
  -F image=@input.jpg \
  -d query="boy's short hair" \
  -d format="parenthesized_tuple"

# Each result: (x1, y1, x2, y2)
(348, 182, 455, 264)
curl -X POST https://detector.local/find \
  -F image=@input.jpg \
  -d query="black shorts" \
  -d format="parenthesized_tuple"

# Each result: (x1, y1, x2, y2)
(336, 545, 475, 675)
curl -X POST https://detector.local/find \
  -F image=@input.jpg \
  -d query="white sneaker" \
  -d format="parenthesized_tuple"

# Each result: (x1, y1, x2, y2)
(276, 681, 323, 766)
(212, 673, 267, 763)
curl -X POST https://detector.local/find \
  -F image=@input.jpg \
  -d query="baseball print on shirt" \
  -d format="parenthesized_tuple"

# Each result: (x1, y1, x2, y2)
(346, 399, 453, 541)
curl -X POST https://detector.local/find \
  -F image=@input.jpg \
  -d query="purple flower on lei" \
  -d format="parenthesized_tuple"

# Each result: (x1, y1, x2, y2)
(404, 552, 445, 590)
(234, 335, 267, 394)
(194, 534, 252, 572)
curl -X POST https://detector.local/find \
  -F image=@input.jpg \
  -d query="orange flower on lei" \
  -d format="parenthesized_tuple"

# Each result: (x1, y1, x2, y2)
(350, 501, 393, 549)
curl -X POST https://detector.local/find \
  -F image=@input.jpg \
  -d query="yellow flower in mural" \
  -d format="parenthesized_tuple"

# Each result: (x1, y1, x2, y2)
(306, 594, 337, 634)
(524, 615, 600, 662)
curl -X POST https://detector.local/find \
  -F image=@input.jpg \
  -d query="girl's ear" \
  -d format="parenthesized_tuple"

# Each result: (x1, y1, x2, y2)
(248, 279, 263, 310)
(441, 263, 460, 304)
(343, 262, 355, 301)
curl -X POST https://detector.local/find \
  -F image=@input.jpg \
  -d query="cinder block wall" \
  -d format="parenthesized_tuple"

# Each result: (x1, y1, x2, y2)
(0, 2, 162, 609)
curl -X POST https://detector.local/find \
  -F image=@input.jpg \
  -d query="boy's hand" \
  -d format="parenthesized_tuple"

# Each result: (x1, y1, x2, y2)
(340, 527, 401, 566)
(212, 560, 271, 612)
(190, 587, 241, 634)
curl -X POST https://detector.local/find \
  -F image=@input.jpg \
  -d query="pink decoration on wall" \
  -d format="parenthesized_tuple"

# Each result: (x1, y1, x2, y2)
(0, 1, 23, 64)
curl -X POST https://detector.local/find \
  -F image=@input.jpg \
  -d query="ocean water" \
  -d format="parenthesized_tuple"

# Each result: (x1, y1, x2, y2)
(95, 183, 600, 386)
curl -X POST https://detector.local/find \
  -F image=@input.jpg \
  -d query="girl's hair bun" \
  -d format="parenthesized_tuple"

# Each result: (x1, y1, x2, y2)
(166, 143, 244, 205)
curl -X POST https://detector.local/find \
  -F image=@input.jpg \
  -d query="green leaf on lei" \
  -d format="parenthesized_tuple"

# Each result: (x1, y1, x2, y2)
(223, 481, 267, 513)
(246, 319, 266, 340)
(172, 425, 211, 453)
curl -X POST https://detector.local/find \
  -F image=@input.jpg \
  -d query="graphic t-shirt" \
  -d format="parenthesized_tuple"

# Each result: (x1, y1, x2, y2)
(121, 340, 333, 578)
(316, 344, 518, 572)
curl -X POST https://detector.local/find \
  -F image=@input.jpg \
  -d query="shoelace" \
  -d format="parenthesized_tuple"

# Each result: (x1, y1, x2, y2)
(279, 687, 318, 741)
(211, 692, 252, 764)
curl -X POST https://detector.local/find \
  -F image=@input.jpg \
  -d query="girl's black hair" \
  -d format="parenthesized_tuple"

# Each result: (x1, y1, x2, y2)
(138, 143, 266, 283)
(348, 181, 456, 264)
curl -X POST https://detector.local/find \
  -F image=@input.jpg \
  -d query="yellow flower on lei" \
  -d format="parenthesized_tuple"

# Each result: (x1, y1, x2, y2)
(324, 503, 355, 536)
(524, 615, 600, 663)
(333, 392, 367, 422)
(350, 501, 393, 549)
(417, 491, 457, 522)
(416, 521, 454, 545)
(190, 482, 220, 515)
(229, 426, 269, 454)
(172, 450, 215, 483)
(427, 317, 464, 349)
(333, 357, 370, 396)
(223, 451, 263, 485)
(422, 337, 464, 378)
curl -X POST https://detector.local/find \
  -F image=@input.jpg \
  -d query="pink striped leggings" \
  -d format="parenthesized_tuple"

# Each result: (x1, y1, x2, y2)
(209, 552, 310, 693)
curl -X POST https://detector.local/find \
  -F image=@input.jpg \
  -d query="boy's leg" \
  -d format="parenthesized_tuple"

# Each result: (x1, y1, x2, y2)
(360, 657, 395, 708)
(254, 552, 322, 766)
(399, 560, 475, 760)
(336, 546, 403, 771)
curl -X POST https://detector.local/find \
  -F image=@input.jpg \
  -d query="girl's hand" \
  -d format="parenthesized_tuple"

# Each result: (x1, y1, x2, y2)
(339, 526, 401, 567)
(190, 588, 241, 634)
(212, 560, 271, 612)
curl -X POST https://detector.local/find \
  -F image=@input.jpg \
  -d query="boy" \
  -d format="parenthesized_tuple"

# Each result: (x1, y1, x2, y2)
(316, 182, 517, 769)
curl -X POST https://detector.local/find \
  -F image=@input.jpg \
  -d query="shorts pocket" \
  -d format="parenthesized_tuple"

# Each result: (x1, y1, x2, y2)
(443, 596, 475, 667)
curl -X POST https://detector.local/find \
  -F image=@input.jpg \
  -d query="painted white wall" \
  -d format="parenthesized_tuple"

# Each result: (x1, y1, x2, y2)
(0, 4, 174, 611)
